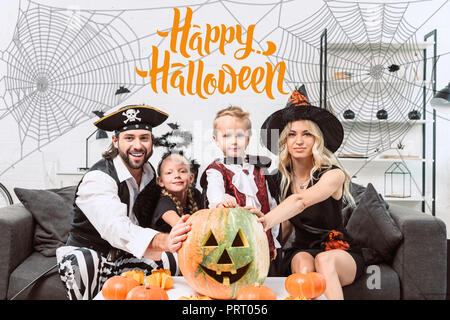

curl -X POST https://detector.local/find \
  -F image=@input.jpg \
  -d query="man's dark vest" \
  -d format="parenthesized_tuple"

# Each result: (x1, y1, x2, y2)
(66, 158, 160, 257)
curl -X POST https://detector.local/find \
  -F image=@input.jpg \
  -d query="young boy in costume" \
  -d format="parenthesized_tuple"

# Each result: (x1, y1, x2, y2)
(200, 106, 281, 271)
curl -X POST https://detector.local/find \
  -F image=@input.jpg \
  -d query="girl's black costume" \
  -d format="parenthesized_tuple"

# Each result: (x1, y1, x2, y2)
(150, 188, 203, 233)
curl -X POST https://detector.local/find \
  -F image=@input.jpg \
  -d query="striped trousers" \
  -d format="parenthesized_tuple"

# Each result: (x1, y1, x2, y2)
(56, 246, 179, 300)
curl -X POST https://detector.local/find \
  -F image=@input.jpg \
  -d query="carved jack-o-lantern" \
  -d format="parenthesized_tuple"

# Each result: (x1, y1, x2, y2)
(178, 208, 270, 300)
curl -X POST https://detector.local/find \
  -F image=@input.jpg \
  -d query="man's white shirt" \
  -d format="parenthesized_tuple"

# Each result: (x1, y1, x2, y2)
(74, 156, 158, 259)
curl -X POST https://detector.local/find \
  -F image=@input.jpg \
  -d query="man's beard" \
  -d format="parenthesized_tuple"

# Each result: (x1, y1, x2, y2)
(118, 147, 153, 169)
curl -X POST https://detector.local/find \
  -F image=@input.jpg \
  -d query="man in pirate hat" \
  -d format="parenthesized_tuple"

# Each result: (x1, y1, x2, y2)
(56, 105, 191, 300)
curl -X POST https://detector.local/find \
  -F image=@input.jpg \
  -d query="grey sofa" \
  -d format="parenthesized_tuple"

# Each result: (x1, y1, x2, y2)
(0, 203, 66, 300)
(342, 204, 447, 299)
(0, 200, 447, 300)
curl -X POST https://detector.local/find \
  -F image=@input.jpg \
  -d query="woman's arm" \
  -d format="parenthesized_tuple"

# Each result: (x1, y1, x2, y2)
(259, 168, 345, 231)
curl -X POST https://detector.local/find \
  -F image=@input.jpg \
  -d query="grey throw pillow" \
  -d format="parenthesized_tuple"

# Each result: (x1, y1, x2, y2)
(14, 186, 77, 257)
(342, 181, 366, 227)
(342, 182, 389, 227)
(342, 182, 367, 226)
(346, 183, 403, 264)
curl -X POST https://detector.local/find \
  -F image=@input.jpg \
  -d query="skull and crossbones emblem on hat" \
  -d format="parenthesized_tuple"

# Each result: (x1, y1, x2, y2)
(122, 108, 141, 124)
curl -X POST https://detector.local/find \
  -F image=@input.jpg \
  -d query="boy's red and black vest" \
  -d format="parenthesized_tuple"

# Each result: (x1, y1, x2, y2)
(66, 158, 160, 257)
(200, 160, 276, 260)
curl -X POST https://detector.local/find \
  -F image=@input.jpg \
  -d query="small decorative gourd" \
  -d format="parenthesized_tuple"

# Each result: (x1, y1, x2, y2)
(285, 268, 326, 299)
(125, 284, 169, 300)
(101, 275, 140, 300)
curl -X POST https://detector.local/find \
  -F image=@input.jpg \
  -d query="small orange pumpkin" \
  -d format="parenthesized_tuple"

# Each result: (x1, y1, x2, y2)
(121, 270, 145, 285)
(285, 296, 310, 300)
(285, 269, 326, 299)
(145, 269, 173, 290)
(101, 275, 140, 300)
(235, 284, 277, 300)
(126, 284, 169, 300)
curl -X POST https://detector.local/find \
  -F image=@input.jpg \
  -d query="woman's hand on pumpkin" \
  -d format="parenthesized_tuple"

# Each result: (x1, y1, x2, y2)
(244, 206, 269, 231)
(168, 214, 191, 252)
(243, 206, 264, 218)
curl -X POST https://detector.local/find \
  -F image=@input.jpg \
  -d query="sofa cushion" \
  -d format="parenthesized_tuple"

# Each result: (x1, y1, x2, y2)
(14, 186, 76, 257)
(342, 182, 390, 227)
(343, 263, 400, 300)
(346, 183, 403, 264)
(7, 251, 67, 300)
(342, 182, 367, 226)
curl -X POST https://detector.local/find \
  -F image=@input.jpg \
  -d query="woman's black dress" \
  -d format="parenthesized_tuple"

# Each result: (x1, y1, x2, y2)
(268, 166, 365, 279)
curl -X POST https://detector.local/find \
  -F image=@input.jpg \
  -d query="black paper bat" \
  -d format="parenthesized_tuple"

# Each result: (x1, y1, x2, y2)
(167, 123, 180, 130)
(115, 86, 131, 95)
(92, 110, 104, 118)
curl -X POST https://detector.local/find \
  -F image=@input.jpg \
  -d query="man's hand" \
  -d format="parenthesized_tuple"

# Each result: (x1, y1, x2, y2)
(167, 214, 192, 252)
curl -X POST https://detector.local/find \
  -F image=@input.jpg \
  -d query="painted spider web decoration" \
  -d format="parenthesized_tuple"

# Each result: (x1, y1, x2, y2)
(0, 0, 297, 175)
(0, 0, 144, 173)
(266, 0, 446, 158)
(0, 0, 447, 177)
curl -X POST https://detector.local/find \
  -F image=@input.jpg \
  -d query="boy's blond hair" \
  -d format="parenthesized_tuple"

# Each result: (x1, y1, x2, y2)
(213, 106, 252, 134)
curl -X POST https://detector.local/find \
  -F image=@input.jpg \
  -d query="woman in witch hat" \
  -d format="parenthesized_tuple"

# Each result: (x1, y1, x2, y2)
(248, 85, 365, 300)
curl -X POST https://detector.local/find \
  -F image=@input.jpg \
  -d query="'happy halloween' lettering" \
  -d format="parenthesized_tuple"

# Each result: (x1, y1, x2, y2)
(136, 7, 288, 99)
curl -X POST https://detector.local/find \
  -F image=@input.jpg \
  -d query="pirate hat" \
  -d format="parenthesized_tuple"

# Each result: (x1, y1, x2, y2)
(260, 85, 343, 154)
(94, 105, 168, 134)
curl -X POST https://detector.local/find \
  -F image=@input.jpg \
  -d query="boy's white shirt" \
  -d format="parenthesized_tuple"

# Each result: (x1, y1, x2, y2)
(205, 159, 281, 248)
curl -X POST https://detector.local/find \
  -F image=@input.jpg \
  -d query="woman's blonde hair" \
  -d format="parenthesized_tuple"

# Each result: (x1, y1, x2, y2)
(278, 120, 355, 207)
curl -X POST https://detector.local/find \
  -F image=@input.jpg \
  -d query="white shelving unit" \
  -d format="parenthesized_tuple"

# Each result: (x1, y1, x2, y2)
(319, 32, 436, 214)
(327, 42, 432, 51)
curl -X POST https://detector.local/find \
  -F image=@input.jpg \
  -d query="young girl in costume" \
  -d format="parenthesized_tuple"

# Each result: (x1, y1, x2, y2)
(151, 152, 203, 233)
(249, 85, 365, 300)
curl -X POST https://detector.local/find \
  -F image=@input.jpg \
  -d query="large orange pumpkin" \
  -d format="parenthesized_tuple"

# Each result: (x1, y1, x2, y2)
(126, 285, 169, 300)
(178, 208, 270, 300)
(101, 275, 140, 300)
(285, 271, 326, 299)
(236, 284, 277, 300)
